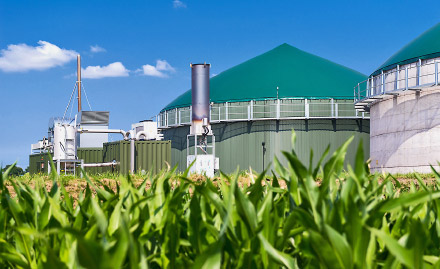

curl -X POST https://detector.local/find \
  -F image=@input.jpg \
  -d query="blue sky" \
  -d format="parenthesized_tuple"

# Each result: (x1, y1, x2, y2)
(1, 0, 439, 168)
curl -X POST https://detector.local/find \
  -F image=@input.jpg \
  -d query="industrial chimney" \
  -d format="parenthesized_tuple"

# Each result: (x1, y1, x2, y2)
(77, 55, 82, 112)
(187, 62, 218, 177)
(190, 63, 211, 135)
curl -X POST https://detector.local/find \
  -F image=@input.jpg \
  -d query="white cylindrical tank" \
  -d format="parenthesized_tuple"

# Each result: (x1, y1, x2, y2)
(53, 123, 76, 160)
(370, 85, 440, 173)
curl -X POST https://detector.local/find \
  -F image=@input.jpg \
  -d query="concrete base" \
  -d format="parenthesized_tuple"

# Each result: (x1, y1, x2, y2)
(370, 85, 440, 174)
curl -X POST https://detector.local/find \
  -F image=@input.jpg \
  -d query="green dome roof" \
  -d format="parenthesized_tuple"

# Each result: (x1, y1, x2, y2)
(162, 43, 366, 111)
(372, 23, 440, 76)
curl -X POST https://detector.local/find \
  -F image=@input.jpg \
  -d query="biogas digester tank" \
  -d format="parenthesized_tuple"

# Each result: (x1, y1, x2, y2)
(355, 23, 440, 173)
(159, 44, 369, 173)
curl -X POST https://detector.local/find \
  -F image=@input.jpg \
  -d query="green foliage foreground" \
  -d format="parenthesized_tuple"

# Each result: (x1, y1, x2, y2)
(2, 132, 440, 268)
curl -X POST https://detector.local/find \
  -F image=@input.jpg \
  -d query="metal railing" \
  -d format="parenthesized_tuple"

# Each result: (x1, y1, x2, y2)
(354, 59, 440, 104)
(158, 98, 367, 128)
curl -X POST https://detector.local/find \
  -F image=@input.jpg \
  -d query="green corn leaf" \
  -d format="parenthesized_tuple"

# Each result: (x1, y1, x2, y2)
(375, 191, 440, 213)
(1, 161, 17, 189)
(219, 172, 237, 237)
(90, 197, 108, 235)
(108, 221, 129, 269)
(309, 230, 345, 268)
(83, 170, 113, 201)
(76, 237, 105, 269)
(313, 145, 330, 179)
(424, 255, 439, 265)
(38, 198, 51, 230)
(321, 136, 354, 193)
(258, 233, 296, 269)
(234, 184, 258, 234)
(0, 253, 30, 268)
(108, 198, 123, 236)
(369, 228, 414, 268)
(48, 196, 68, 227)
(191, 239, 223, 269)
(324, 224, 353, 269)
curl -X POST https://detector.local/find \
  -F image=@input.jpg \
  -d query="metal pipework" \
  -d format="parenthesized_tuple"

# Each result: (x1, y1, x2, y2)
(77, 55, 82, 112)
(130, 130, 135, 174)
(191, 63, 210, 125)
(82, 161, 119, 167)
(77, 128, 136, 174)
(77, 128, 129, 140)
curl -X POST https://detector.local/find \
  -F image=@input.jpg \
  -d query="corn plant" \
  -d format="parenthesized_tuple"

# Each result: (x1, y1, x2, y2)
(1, 131, 440, 268)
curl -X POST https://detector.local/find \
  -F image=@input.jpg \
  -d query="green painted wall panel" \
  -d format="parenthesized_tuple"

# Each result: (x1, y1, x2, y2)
(163, 119, 370, 174)
(29, 153, 51, 174)
(102, 140, 171, 174)
(135, 141, 172, 174)
(77, 148, 104, 174)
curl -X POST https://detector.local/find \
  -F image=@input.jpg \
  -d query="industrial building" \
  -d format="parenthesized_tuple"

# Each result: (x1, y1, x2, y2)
(159, 44, 369, 173)
(29, 56, 170, 175)
(355, 23, 440, 174)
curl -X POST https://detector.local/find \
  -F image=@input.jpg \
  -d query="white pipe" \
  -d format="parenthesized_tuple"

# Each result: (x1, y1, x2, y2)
(77, 128, 129, 140)
(77, 127, 135, 173)
(130, 130, 135, 174)
(82, 162, 119, 167)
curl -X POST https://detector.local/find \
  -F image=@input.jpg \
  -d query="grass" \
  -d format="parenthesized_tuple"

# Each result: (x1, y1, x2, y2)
(1, 131, 440, 268)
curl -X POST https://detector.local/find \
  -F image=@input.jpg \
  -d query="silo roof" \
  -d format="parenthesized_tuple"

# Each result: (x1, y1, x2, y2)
(372, 23, 440, 76)
(162, 43, 366, 111)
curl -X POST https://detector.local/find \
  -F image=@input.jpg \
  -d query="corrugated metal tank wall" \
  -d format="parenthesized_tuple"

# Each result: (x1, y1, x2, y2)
(163, 119, 369, 173)
(103, 141, 171, 174)
(77, 148, 104, 174)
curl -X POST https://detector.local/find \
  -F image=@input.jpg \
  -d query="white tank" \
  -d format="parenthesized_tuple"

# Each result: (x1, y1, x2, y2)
(370, 86, 440, 173)
(53, 123, 76, 160)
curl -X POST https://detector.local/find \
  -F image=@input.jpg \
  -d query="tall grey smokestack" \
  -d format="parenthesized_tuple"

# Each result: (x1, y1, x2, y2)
(191, 63, 210, 125)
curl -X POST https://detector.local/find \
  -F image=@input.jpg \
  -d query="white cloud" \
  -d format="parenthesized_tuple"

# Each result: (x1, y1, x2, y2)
(82, 62, 129, 79)
(173, 0, 186, 8)
(90, 45, 106, 53)
(142, 60, 175, 78)
(142, 65, 166, 77)
(0, 41, 77, 72)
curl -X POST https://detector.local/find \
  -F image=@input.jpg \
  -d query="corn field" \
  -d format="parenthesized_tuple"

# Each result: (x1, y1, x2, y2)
(1, 132, 440, 268)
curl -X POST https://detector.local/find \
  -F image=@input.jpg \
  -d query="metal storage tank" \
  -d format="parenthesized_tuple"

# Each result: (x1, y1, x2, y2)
(159, 44, 369, 173)
(355, 23, 440, 173)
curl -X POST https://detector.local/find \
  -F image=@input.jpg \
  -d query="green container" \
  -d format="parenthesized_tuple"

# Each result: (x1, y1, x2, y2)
(29, 153, 51, 174)
(29, 141, 171, 175)
(77, 148, 104, 174)
(103, 140, 171, 174)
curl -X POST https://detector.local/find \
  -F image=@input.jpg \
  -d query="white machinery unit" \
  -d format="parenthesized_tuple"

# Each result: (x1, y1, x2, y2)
(77, 111, 109, 148)
(53, 121, 77, 160)
(132, 120, 164, 140)
(187, 155, 217, 178)
(186, 63, 219, 177)
(30, 138, 51, 154)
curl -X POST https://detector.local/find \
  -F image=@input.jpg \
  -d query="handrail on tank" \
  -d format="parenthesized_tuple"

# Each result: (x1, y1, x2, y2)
(157, 97, 368, 128)
(354, 60, 440, 104)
